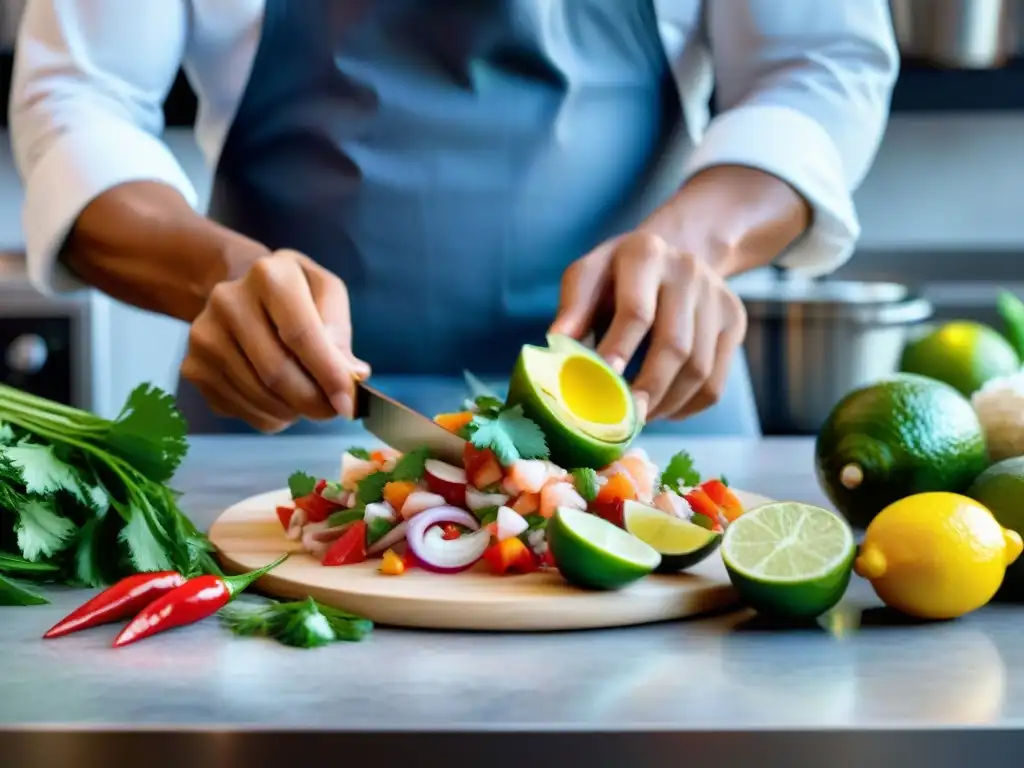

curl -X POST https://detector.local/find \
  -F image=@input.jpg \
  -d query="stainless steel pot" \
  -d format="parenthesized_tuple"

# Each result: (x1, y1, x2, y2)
(739, 279, 933, 436)
(889, 0, 1019, 68)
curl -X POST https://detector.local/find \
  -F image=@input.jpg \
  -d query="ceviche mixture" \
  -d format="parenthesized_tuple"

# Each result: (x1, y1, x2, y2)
(277, 395, 743, 582)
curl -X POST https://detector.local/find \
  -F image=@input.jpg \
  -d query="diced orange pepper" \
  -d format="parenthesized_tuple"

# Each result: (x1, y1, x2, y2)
(383, 480, 418, 513)
(483, 537, 537, 575)
(592, 473, 636, 527)
(701, 479, 744, 522)
(511, 492, 540, 516)
(380, 548, 406, 576)
(684, 487, 725, 532)
(434, 411, 475, 434)
(464, 444, 504, 489)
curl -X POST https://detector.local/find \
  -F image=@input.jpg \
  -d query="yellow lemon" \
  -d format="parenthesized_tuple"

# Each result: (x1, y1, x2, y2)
(854, 492, 1023, 620)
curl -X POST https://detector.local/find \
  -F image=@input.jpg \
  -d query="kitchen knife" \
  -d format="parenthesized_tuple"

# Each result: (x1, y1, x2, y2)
(355, 381, 467, 467)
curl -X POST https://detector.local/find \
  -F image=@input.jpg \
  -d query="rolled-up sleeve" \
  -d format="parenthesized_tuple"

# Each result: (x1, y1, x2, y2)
(683, 1, 899, 276)
(10, 0, 197, 294)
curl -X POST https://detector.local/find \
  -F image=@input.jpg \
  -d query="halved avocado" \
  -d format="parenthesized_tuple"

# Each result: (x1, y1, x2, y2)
(507, 333, 639, 469)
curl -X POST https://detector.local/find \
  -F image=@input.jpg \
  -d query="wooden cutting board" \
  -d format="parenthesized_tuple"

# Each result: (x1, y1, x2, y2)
(209, 488, 771, 631)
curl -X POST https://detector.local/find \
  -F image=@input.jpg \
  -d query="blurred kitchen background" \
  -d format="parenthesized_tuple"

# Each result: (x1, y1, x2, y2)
(1, 0, 1024, 433)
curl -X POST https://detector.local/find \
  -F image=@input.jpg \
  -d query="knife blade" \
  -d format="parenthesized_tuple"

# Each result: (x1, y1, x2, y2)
(355, 381, 467, 467)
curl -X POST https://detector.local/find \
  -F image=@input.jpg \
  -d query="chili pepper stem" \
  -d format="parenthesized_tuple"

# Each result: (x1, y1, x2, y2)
(222, 553, 289, 598)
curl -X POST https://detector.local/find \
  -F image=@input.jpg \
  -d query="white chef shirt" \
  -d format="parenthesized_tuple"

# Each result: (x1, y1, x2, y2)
(9, 0, 898, 294)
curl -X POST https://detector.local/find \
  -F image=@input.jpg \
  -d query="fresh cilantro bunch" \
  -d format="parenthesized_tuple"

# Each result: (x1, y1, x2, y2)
(658, 450, 701, 491)
(0, 383, 216, 605)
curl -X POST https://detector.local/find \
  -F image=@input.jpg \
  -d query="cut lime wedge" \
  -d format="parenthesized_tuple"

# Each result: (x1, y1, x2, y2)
(547, 507, 661, 590)
(721, 501, 855, 618)
(622, 500, 721, 573)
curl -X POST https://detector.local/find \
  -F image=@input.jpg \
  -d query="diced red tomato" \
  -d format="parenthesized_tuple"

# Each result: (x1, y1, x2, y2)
(314, 478, 328, 495)
(483, 537, 537, 575)
(383, 480, 417, 513)
(276, 505, 295, 530)
(441, 523, 462, 541)
(434, 411, 475, 434)
(592, 472, 636, 528)
(295, 492, 342, 523)
(683, 487, 724, 532)
(322, 521, 368, 566)
(701, 479, 744, 522)
(543, 547, 557, 569)
(402, 550, 418, 570)
(464, 444, 504, 489)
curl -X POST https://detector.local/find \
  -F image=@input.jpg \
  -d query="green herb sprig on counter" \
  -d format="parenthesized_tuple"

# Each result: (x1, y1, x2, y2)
(0, 384, 217, 605)
(219, 597, 373, 648)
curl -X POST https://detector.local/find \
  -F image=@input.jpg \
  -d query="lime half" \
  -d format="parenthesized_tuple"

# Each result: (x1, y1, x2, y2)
(721, 502, 855, 618)
(623, 500, 722, 573)
(547, 507, 661, 590)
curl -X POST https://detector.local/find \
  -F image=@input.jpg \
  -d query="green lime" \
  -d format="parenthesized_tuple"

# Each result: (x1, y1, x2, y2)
(968, 457, 1024, 599)
(622, 499, 722, 573)
(815, 373, 989, 529)
(900, 321, 1019, 397)
(506, 333, 639, 469)
(721, 501, 855, 619)
(546, 507, 660, 590)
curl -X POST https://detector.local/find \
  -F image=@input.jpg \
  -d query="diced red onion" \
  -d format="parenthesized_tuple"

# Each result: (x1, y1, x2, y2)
(405, 506, 486, 573)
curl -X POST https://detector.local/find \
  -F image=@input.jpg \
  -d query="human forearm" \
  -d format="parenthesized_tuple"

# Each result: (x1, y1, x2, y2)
(641, 164, 811, 278)
(64, 182, 268, 323)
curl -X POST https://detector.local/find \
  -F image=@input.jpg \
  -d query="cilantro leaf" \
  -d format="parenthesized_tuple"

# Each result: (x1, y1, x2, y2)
(474, 505, 501, 525)
(105, 384, 189, 483)
(390, 448, 429, 482)
(346, 446, 372, 460)
(659, 450, 701, 491)
(4, 443, 86, 505)
(288, 471, 318, 499)
(118, 502, 176, 573)
(472, 395, 504, 417)
(466, 405, 548, 465)
(219, 597, 373, 648)
(571, 468, 599, 502)
(366, 517, 395, 546)
(15, 498, 77, 562)
(355, 471, 390, 506)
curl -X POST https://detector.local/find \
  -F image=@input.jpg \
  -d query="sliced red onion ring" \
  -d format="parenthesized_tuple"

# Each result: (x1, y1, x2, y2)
(367, 521, 409, 556)
(405, 506, 487, 573)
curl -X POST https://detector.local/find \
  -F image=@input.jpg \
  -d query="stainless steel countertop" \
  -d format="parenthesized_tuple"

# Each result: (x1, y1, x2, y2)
(2, 435, 1023, 768)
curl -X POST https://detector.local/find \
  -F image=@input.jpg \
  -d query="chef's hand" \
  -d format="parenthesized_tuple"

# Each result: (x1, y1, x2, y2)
(181, 249, 370, 432)
(550, 231, 747, 423)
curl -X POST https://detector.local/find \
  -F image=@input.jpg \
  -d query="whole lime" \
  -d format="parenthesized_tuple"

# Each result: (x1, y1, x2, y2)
(900, 321, 1019, 397)
(967, 456, 1024, 600)
(816, 374, 989, 529)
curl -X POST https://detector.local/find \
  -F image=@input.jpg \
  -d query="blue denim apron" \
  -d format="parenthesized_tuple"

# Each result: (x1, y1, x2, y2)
(176, 0, 760, 436)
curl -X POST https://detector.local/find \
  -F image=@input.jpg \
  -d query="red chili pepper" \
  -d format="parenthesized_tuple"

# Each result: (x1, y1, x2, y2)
(112, 554, 288, 648)
(43, 571, 188, 639)
(322, 521, 368, 566)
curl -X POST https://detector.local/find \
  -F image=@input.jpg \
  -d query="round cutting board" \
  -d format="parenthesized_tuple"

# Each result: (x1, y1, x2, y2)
(209, 488, 771, 631)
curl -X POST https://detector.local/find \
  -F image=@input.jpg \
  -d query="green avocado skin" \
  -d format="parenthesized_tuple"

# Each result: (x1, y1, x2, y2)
(506, 354, 638, 470)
